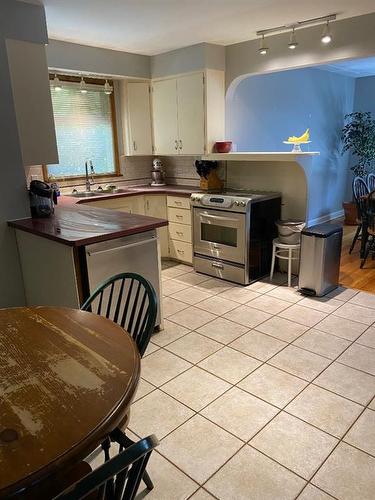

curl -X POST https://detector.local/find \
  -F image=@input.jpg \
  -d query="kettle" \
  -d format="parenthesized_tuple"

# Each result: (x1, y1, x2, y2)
(29, 180, 57, 218)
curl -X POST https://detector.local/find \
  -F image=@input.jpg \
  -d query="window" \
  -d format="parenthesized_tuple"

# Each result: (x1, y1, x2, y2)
(45, 76, 119, 180)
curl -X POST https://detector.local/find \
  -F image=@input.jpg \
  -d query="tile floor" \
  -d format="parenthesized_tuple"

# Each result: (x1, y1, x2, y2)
(112, 261, 375, 499)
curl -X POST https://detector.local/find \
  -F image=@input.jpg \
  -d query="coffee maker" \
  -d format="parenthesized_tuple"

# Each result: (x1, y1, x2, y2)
(150, 158, 166, 186)
(29, 180, 57, 217)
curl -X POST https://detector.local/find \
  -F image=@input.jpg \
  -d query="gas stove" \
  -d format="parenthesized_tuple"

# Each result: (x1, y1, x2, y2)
(190, 189, 280, 213)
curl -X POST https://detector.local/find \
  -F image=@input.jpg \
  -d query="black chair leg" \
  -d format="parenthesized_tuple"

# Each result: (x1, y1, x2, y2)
(361, 237, 372, 268)
(349, 224, 361, 254)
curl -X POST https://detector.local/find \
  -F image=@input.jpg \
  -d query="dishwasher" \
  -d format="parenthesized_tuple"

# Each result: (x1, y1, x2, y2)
(85, 230, 161, 326)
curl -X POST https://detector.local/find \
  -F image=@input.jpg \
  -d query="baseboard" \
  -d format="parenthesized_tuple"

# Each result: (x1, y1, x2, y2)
(308, 209, 344, 226)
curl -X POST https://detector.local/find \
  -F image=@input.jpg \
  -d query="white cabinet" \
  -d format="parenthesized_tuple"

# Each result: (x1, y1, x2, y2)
(176, 73, 205, 155)
(167, 195, 192, 264)
(86, 195, 145, 215)
(144, 195, 169, 257)
(152, 78, 179, 155)
(121, 81, 153, 156)
(152, 70, 224, 156)
(6, 39, 58, 166)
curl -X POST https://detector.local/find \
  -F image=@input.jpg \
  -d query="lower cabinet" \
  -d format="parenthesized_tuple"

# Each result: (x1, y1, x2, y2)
(86, 193, 193, 264)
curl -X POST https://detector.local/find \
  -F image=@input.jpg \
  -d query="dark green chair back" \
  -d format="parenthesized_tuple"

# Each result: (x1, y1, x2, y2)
(54, 435, 159, 500)
(81, 273, 157, 357)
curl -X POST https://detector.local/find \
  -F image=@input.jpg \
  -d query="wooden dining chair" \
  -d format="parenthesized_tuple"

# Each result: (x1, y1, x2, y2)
(53, 434, 159, 500)
(367, 173, 375, 192)
(361, 190, 375, 268)
(81, 272, 157, 357)
(81, 273, 158, 491)
(349, 176, 369, 254)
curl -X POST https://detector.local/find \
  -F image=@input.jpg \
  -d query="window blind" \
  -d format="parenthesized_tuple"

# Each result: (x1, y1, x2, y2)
(48, 81, 116, 178)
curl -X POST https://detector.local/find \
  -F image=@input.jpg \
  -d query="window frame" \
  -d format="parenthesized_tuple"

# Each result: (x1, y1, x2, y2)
(43, 74, 121, 182)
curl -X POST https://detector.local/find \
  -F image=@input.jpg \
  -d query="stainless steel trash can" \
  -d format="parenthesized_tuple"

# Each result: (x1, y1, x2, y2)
(298, 223, 343, 297)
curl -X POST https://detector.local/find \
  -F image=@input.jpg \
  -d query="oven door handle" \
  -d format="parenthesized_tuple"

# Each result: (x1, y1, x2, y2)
(199, 213, 239, 223)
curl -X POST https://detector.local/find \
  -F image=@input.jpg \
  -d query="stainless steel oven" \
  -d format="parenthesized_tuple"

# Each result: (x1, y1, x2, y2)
(193, 208, 245, 264)
(191, 190, 281, 285)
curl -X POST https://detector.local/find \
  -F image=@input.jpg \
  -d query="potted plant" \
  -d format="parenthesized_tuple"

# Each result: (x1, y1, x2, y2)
(341, 111, 375, 224)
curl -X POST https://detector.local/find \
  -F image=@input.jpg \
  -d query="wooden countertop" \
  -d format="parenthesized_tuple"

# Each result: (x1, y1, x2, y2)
(8, 204, 168, 247)
(60, 184, 201, 206)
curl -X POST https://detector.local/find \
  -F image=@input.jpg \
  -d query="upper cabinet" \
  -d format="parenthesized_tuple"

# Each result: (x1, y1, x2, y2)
(6, 39, 58, 166)
(121, 70, 225, 157)
(152, 70, 225, 156)
(121, 81, 153, 156)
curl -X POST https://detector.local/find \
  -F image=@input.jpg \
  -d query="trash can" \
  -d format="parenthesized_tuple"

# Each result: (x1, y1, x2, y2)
(276, 220, 306, 245)
(298, 223, 343, 297)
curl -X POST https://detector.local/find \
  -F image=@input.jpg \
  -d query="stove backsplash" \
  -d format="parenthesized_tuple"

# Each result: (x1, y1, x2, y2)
(162, 156, 227, 187)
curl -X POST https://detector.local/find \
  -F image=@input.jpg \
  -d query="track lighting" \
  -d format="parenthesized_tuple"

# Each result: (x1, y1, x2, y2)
(79, 76, 88, 94)
(321, 20, 332, 44)
(104, 80, 113, 95)
(52, 74, 62, 91)
(288, 28, 298, 50)
(258, 34, 269, 55)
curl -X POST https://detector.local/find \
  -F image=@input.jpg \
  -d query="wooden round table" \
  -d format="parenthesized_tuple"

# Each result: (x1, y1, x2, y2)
(0, 306, 140, 498)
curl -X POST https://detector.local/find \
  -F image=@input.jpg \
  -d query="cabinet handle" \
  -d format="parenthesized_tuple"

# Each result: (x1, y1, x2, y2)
(133, 141, 137, 151)
(176, 231, 184, 236)
(146, 200, 149, 210)
(174, 140, 178, 150)
(179, 140, 183, 150)
(174, 200, 182, 205)
(177, 249, 185, 254)
(175, 215, 183, 219)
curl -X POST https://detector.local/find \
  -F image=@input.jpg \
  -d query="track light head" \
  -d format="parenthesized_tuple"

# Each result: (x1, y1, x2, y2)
(321, 20, 332, 44)
(258, 34, 269, 55)
(288, 28, 298, 49)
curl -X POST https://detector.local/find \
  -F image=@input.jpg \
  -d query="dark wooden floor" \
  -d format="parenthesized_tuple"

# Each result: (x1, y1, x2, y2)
(340, 224, 375, 292)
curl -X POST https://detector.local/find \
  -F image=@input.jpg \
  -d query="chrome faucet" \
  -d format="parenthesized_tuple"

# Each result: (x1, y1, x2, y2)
(85, 160, 95, 192)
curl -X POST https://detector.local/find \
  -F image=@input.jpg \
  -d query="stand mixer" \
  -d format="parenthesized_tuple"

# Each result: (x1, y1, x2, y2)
(150, 158, 166, 186)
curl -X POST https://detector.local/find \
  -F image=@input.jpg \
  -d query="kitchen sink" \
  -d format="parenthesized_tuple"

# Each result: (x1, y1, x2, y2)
(67, 188, 131, 198)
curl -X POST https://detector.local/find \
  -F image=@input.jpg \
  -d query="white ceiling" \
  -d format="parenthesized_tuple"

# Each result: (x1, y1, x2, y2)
(319, 57, 375, 78)
(37, 0, 375, 56)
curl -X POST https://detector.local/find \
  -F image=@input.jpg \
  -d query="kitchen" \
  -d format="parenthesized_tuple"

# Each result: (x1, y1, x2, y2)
(2, 1, 375, 499)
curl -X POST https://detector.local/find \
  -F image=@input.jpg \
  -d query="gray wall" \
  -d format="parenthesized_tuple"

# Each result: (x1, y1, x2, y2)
(0, 0, 49, 306)
(226, 67, 355, 221)
(151, 43, 225, 78)
(47, 39, 150, 79)
(226, 13, 375, 91)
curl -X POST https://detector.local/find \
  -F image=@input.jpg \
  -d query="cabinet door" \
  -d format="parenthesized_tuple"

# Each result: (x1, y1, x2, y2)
(152, 79, 178, 155)
(177, 73, 205, 155)
(144, 195, 169, 257)
(126, 82, 153, 155)
(84, 195, 144, 214)
(6, 39, 58, 166)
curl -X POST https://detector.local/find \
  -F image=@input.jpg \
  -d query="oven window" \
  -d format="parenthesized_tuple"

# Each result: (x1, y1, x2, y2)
(201, 223, 237, 247)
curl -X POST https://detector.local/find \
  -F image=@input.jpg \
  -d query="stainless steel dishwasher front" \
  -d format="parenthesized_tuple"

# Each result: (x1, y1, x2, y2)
(85, 230, 161, 326)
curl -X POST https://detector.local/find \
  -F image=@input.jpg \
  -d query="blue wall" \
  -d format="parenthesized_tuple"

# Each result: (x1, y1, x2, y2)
(226, 67, 356, 220)
(354, 75, 375, 114)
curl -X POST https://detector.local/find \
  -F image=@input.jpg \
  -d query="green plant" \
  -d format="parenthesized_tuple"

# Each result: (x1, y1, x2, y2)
(342, 111, 375, 177)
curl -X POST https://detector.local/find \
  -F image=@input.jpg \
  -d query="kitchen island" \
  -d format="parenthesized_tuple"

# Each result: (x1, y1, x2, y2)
(9, 204, 168, 326)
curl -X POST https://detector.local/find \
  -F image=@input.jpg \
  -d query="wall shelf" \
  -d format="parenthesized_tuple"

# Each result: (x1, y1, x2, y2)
(201, 152, 320, 162)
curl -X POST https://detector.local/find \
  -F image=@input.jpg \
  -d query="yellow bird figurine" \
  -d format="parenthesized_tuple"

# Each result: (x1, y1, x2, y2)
(287, 128, 310, 143)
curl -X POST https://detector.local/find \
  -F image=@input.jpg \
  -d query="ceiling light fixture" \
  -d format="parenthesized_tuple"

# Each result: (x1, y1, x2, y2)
(103, 80, 113, 95)
(288, 27, 298, 50)
(258, 34, 269, 55)
(52, 74, 62, 92)
(79, 76, 88, 94)
(321, 20, 332, 44)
